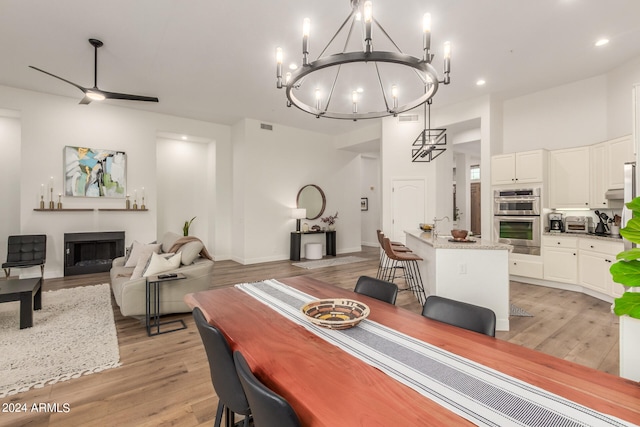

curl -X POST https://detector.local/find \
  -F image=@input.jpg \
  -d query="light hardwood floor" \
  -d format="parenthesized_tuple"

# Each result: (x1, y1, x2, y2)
(0, 247, 620, 427)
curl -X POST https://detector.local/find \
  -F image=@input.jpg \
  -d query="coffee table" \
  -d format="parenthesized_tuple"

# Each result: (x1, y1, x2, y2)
(0, 277, 42, 329)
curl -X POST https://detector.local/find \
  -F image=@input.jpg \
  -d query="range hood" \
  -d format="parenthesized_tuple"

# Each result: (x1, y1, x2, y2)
(605, 188, 624, 200)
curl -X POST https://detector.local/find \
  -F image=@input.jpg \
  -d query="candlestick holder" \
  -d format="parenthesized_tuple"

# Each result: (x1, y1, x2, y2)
(141, 196, 146, 210)
(126, 195, 131, 210)
(57, 194, 62, 210)
(49, 188, 54, 210)
(133, 199, 138, 210)
(39, 195, 45, 209)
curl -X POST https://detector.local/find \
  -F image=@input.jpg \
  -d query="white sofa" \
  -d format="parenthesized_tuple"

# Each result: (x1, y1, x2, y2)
(110, 232, 214, 317)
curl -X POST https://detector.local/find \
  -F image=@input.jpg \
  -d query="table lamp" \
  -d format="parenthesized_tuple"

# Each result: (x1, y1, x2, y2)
(291, 208, 307, 232)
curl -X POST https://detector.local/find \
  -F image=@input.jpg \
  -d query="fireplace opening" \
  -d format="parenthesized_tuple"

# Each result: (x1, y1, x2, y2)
(64, 231, 125, 276)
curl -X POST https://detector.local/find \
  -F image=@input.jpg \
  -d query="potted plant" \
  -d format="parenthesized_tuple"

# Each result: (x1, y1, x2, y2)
(321, 211, 339, 231)
(183, 216, 196, 236)
(609, 196, 640, 381)
(610, 197, 640, 318)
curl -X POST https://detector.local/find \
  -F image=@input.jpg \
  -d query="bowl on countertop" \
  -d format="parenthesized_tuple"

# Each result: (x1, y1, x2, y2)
(451, 229, 469, 240)
(419, 223, 433, 231)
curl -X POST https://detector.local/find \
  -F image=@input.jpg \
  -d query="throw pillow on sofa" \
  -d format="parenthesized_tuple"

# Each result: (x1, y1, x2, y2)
(178, 240, 204, 265)
(160, 232, 182, 253)
(143, 252, 182, 277)
(130, 252, 174, 280)
(124, 241, 162, 268)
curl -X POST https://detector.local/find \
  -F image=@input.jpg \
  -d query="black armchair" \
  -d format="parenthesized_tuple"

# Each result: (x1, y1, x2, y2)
(2, 234, 47, 278)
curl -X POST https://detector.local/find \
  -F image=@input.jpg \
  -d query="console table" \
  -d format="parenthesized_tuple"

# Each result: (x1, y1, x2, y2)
(290, 230, 336, 261)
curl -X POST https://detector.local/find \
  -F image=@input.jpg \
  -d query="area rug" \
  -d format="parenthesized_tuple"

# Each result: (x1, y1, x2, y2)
(510, 304, 534, 317)
(0, 283, 121, 397)
(292, 256, 369, 269)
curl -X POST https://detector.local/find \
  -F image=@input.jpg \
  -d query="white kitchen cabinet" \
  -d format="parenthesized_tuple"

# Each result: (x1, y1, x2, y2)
(590, 142, 608, 209)
(606, 135, 634, 190)
(543, 236, 578, 283)
(509, 253, 543, 279)
(491, 150, 546, 186)
(578, 239, 625, 297)
(548, 146, 590, 209)
(589, 135, 633, 208)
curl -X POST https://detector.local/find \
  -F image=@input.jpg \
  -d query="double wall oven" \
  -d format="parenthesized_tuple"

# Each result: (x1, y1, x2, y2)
(493, 188, 541, 255)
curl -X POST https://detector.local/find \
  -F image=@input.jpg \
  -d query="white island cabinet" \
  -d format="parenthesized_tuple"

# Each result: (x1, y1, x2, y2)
(405, 230, 512, 331)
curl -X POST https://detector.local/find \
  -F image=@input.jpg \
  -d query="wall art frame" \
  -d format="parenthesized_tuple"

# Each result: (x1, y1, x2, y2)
(64, 145, 126, 198)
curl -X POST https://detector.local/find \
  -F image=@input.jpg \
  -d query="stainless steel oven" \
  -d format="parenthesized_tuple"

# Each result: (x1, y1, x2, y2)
(493, 215, 541, 255)
(494, 188, 541, 215)
(493, 188, 541, 255)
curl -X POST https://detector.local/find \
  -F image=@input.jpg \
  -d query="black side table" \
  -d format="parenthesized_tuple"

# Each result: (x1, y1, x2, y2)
(290, 230, 337, 261)
(146, 273, 187, 336)
(0, 277, 42, 329)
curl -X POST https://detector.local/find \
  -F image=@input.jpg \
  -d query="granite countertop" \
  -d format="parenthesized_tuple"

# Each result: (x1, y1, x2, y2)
(543, 231, 623, 242)
(405, 229, 513, 251)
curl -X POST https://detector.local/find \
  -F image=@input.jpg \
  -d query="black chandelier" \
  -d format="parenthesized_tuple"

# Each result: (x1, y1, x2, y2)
(275, 0, 451, 121)
(411, 100, 447, 162)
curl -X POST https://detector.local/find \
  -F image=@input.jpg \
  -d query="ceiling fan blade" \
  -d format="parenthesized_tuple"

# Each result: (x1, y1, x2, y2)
(79, 96, 93, 105)
(101, 90, 159, 102)
(29, 66, 87, 94)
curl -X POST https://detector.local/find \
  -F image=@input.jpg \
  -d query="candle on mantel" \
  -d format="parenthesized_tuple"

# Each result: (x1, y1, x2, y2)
(40, 184, 44, 196)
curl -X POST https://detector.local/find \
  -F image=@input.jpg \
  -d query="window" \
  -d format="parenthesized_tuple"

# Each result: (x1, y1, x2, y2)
(470, 164, 480, 181)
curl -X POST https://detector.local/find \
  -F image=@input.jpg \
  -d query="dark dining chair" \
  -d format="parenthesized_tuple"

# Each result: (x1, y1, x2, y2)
(233, 351, 301, 427)
(354, 275, 398, 304)
(421, 295, 496, 337)
(193, 307, 251, 427)
(2, 234, 47, 278)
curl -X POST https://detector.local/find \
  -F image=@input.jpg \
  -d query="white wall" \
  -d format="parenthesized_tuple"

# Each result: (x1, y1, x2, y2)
(607, 57, 640, 138)
(0, 84, 231, 278)
(0, 112, 21, 266)
(156, 137, 212, 243)
(360, 155, 380, 247)
(503, 76, 608, 153)
(231, 118, 363, 264)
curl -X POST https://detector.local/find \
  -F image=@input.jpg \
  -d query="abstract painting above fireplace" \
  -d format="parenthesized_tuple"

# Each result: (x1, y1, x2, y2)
(64, 146, 126, 198)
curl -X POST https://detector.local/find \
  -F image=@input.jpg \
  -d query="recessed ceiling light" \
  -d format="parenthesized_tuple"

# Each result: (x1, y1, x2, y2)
(595, 38, 609, 47)
(181, 136, 187, 140)
(476, 79, 486, 86)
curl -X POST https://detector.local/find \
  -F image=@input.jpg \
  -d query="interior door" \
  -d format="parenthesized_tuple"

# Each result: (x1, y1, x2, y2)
(391, 178, 425, 244)
(470, 182, 481, 236)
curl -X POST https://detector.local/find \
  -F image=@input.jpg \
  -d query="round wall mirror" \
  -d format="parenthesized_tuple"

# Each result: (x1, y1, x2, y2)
(297, 184, 326, 220)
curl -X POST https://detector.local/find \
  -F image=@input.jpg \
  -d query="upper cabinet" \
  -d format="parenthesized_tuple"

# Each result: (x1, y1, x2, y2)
(548, 146, 590, 209)
(548, 135, 633, 209)
(491, 149, 547, 186)
(606, 135, 634, 190)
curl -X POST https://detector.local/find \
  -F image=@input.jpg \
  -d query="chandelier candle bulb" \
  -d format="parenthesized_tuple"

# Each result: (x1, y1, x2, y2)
(423, 13, 432, 58)
(315, 88, 321, 111)
(443, 41, 451, 83)
(302, 18, 310, 65)
(364, 1, 373, 52)
(352, 91, 358, 113)
(392, 85, 398, 109)
(276, 47, 283, 88)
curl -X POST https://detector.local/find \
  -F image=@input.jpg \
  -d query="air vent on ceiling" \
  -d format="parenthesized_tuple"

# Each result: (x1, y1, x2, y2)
(260, 123, 273, 131)
(398, 114, 419, 123)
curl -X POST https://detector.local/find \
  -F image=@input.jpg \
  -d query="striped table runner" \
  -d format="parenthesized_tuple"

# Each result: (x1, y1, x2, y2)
(236, 280, 635, 427)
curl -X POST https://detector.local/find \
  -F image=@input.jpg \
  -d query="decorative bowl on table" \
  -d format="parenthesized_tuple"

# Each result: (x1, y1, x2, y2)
(419, 223, 433, 231)
(450, 229, 469, 240)
(301, 298, 370, 330)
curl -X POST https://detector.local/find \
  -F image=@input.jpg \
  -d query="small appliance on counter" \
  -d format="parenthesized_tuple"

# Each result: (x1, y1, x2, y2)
(565, 216, 593, 233)
(548, 213, 564, 232)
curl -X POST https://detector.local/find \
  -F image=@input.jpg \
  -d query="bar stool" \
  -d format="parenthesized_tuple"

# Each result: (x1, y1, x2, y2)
(375, 230, 411, 281)
(381, 237, 426, 305)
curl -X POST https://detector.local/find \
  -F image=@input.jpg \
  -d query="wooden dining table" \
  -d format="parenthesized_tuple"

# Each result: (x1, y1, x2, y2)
(185, 276, 640, 426)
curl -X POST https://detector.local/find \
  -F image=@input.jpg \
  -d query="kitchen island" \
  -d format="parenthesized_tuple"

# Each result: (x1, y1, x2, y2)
(405, 229, 513, 331)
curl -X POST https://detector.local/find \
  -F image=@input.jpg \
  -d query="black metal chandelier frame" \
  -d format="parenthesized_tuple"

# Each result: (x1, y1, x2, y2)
(276, 0, 450, 121)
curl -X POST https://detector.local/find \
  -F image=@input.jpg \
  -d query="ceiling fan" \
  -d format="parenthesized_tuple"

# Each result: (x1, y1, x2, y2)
(29, 38, 159, 105)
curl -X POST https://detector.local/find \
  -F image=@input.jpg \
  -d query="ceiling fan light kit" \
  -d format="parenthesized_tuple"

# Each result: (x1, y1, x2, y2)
(275, 0, 451, 121)
(29, 38, 159, 105)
